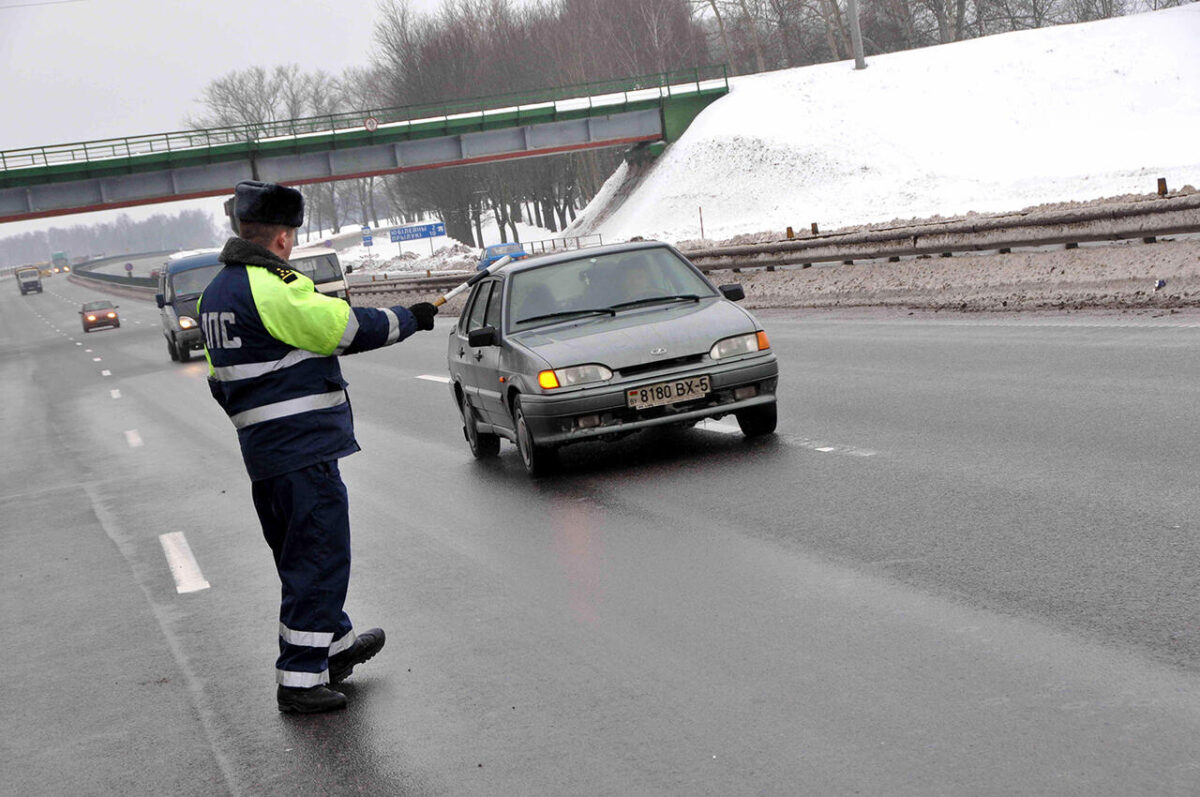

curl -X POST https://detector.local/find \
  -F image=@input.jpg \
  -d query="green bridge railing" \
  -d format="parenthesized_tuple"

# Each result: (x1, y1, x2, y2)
(0, 66, 729, 174)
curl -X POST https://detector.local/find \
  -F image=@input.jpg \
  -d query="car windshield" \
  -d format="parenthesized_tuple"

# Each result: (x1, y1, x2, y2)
(82, 301, 114, 311)
(171, 264, 223, 298)
(290, 253, 342, 284)
(507, 247, 716, 331)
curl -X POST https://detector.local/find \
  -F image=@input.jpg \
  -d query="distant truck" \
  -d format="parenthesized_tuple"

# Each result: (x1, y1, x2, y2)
(476, 242, 527, 271)
(51, 251, 70, 273)
(16, 266, 43, 294)
(290, 248, 352, 303)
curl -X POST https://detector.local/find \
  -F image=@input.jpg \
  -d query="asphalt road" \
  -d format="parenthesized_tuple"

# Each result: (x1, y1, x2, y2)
(4, 277, 1200, 796)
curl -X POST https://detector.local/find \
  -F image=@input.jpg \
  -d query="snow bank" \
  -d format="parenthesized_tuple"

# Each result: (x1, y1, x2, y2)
(567, 5, 1200, 244)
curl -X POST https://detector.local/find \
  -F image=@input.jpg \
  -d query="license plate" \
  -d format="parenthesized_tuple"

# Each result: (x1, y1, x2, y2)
(627, 375, 711, 410)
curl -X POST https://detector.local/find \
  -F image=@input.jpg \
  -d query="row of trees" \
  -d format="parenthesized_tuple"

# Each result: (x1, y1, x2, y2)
(1, 210, 220, 270)
(696, 0, 1185, 73)
(6, 0, 1177, 265)
(190, 0, 1188, 248)
(189, 0, 713, 247)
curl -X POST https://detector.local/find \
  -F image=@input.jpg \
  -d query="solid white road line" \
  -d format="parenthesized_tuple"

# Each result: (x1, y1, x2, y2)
(124, 430, 143, 448)
(417, 374, 452, 383)
(159, 532, 211, 594)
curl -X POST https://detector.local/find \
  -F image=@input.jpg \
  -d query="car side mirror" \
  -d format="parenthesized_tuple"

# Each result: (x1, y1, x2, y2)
(719, 283, 745, 302)
(468, 326, 498, 348)
(345, 265, 354, 274)
(155, 293, 166, 308)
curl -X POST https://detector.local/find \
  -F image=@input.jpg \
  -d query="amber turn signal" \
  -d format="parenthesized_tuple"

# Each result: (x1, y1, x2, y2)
(756, 331, 770, 350)
(537, 370, 560, 389)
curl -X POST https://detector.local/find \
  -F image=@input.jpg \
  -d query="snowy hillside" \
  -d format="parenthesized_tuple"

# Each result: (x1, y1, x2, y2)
(566, 4, 1200, 244)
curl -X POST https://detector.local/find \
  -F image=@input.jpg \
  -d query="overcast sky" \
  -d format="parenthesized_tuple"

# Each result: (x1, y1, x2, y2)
(1, 0, 444, 238)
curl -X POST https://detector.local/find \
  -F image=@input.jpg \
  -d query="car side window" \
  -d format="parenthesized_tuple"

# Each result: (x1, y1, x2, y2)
(466, 282, 494, 333)
(459, 283, 485, 333)
(484, 280, 502, 330)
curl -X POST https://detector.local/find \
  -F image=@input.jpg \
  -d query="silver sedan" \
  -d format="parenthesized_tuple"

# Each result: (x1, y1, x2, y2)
(447, 241, 779, 475)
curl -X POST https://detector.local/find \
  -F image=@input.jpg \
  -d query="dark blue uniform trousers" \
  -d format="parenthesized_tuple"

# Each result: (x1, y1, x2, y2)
(251, 460, 356, 688)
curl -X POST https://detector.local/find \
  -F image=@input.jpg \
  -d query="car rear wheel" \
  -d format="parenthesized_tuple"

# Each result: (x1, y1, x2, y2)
(736, 402, 777, 437)
(514, 396, 556, 477)
(461, 400, 500, 458)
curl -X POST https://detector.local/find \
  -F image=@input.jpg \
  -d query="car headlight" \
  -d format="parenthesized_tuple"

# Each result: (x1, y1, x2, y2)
(86, 314, 97, 321)
(106, 312, 116, 319)
(178, 316, 197, 329)
(710, 331, 770, 360)
(537, 364, 613, 390)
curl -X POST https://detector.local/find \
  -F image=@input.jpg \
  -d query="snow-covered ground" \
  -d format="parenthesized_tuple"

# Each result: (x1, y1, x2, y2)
(313, 4, 1200, 303)
(566, 4, 1200, 244)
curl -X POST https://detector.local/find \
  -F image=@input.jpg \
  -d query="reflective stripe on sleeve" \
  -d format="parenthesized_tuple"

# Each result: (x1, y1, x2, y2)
(229, 390, 347, 429)
(333, 311, 360, 355)
(279, 623, 334, 648)
(277, 668, 330, 688)
(210, 349, 328, 382)
(329, 630, 357, 656)
(382, 308, 400, 344)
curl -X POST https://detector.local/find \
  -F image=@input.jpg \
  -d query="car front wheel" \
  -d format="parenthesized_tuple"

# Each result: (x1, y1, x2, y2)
(176, 336, 191, 362)
(461, 400, 500, 458)
(514, 396, 556, 477)
(167, 337, 180, 361)
(736, 402, 777, 437)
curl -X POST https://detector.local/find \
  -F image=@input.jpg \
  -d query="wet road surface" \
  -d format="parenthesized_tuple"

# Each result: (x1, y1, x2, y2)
(4, 279, 1200, 795)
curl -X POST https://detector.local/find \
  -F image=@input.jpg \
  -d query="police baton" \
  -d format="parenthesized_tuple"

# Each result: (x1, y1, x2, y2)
(432, 256, 513, 308)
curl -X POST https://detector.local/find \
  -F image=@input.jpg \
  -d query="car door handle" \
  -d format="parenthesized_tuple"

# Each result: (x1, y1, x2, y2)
(457, 346, 465, 358)
(474, 351, 483, 361)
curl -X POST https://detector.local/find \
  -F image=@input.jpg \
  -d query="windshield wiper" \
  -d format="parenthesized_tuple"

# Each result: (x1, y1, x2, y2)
(609, 294, 701, 311)
(517, 307, 616, 325)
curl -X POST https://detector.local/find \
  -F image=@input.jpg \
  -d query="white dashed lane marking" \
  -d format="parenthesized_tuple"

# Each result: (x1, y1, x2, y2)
(159, 533, 211, 594)
(101, 370, 112, 377)
(92, 357, 102, 362)
(416, 374, 452, 384)
(124, 429, 143, 448)
(110, 389, 122, 399)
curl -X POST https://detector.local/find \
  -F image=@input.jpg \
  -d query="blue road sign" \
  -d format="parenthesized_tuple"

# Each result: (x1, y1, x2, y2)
(362, 225, 373, 246)
(390, 222, 446, 243)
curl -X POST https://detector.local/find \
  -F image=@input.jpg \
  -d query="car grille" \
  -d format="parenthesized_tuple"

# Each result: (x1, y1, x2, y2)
(617, 354, 704, 378)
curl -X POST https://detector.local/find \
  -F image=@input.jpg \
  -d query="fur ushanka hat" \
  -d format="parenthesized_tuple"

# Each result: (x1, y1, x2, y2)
(234, 180, 304, 228)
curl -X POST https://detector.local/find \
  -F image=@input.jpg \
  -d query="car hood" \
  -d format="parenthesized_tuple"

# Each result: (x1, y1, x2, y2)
(510, 299, 756, 371)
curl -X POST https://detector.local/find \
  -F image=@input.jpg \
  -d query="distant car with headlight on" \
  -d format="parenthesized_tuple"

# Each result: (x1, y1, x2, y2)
(447, 240, 778, 475)
(80, 300, 120, 332)
(156, 250, 222, 362)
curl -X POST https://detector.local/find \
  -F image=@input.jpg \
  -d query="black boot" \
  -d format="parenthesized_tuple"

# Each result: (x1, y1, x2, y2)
(329, 627, 386, 684)
(277, 684, 347, 714)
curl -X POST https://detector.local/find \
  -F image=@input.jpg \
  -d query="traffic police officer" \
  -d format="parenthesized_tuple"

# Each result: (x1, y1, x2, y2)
(199, 180, 438, 713)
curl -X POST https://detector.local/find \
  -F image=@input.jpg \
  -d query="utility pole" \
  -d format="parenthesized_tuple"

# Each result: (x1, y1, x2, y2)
(846, 0, 867, 70)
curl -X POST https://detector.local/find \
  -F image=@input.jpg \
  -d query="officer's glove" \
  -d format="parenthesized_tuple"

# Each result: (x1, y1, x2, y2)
(408, 302, 438, 331)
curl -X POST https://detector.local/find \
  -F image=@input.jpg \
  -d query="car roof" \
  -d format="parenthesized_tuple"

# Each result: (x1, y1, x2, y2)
(496, 240, 674, 276)
(167, 251, 223, 273)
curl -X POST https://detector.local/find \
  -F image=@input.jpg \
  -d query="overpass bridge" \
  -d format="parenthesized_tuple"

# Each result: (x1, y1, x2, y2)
(0, 66, 728, 225)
